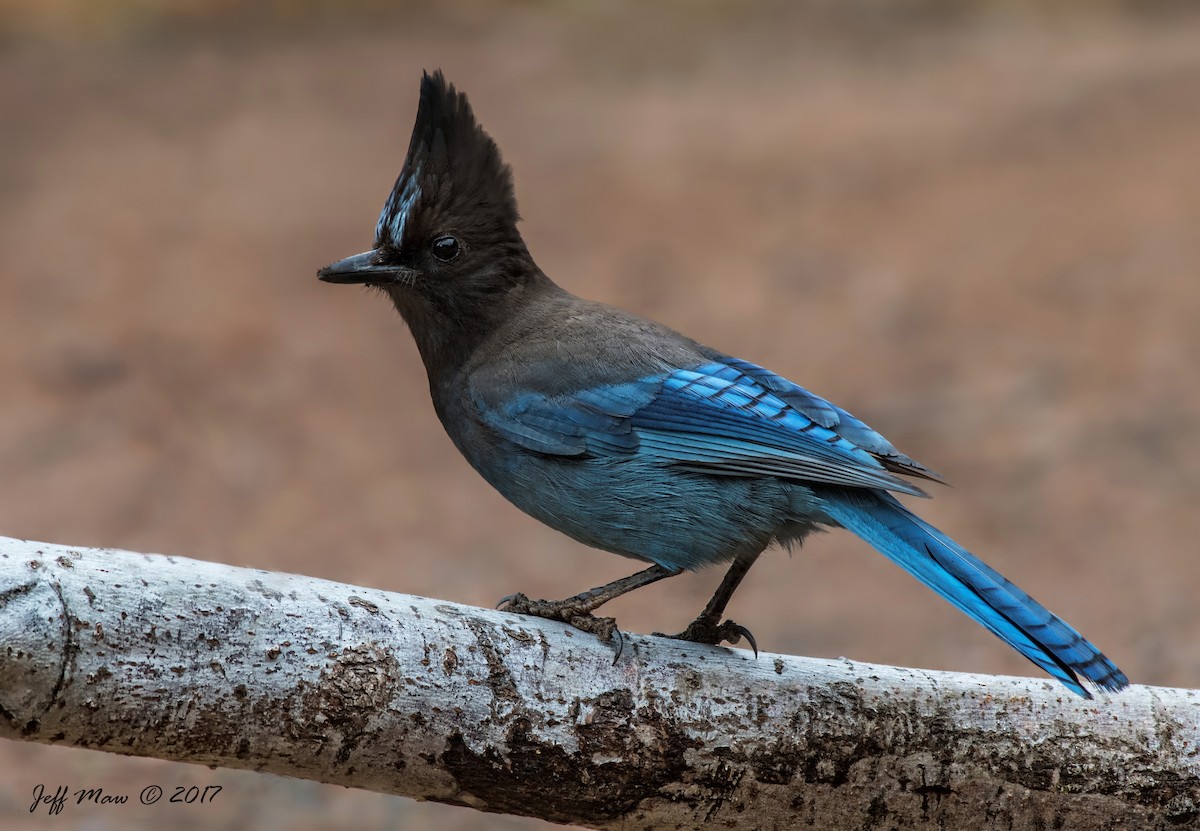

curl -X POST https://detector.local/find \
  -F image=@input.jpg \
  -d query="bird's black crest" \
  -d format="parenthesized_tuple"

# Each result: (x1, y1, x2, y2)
(374, 71, 518, 248)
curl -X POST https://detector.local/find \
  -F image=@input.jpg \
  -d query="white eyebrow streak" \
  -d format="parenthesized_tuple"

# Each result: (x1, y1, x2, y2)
(375, 162, 422, 245)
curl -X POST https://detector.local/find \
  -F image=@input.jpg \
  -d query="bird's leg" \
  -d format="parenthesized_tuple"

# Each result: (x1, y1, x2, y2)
(498, 564, 679, 646)
(668, 551, 762, 655)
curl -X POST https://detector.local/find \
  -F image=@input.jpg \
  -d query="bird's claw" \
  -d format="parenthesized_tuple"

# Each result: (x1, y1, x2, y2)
(496, 592, 626, 661)
(496, 592, 525, 610)
(662, 617, 759, 657)
(723, 621, 759, 658)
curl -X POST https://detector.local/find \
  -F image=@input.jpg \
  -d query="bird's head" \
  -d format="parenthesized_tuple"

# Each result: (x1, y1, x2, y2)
(319, 71, 543, 366)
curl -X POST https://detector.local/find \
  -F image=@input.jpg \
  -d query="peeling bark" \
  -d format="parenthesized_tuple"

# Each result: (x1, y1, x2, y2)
(0, 535, 1196, 829)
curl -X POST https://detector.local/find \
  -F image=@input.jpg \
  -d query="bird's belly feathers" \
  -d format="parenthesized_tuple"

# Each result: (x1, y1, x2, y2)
(469, 444, 820, 571)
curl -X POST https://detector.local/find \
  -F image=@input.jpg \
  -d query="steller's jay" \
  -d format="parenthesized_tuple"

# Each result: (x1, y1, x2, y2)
(319, 71, 1128, 698)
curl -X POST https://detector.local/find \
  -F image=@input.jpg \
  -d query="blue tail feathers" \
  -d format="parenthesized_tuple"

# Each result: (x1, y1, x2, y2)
(818, 489, 1129, 698)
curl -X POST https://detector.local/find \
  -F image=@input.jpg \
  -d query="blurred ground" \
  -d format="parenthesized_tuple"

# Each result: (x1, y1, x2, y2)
(2, 2, 1199, 829)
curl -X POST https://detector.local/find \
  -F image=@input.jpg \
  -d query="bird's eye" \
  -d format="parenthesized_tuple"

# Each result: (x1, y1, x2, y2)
(431, 235, 461, 262)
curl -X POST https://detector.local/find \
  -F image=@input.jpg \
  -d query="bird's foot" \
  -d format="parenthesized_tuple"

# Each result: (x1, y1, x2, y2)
(660, 617, 759, 657)
(498, 592, 624, 656)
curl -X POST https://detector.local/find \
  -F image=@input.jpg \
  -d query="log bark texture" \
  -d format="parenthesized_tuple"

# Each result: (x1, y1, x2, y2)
(0, 535, 1196, 829)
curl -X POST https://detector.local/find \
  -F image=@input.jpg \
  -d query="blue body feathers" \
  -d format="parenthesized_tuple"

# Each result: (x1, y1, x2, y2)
(471, 357, 1128, 697)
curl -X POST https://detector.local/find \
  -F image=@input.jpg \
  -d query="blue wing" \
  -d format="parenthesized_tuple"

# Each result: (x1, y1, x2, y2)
(475, 359, 930, 497)
(707, 355, 944, 484)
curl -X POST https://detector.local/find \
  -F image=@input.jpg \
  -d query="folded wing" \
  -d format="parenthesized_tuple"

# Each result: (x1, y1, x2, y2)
(475, 359, 933, 497)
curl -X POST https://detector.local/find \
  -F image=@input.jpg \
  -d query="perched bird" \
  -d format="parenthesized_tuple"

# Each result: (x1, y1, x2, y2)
(319, 70, 1128, 698)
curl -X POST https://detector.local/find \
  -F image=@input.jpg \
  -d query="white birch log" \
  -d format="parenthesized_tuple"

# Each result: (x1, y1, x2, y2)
(0, 535, 1196, 829)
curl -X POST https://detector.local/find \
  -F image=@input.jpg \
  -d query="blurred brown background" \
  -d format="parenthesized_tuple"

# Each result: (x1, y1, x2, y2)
(2, 1, 1198, 828)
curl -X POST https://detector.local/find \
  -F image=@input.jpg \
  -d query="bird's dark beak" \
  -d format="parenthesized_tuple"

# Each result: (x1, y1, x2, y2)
(318, 250, 411, 285)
